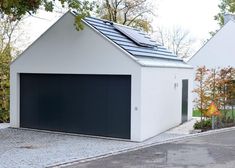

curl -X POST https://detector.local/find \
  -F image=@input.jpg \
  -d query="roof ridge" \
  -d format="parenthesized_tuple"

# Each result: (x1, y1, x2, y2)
(85, 17, 158, 46)
(82, 13, 185, 62)
(72, 11, 146, 34)
(85, 16, 140, 31)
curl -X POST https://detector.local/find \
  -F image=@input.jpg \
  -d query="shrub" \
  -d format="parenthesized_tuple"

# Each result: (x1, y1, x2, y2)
(0, 110, 9, 123)
(194, 119, 212, 130)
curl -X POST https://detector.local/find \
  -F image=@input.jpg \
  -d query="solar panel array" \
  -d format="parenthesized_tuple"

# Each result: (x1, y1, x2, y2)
(84, 17, 182, 61)
(113, 24, 157, 47)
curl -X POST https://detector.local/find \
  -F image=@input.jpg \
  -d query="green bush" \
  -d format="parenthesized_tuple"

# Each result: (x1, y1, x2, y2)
(194, 119, 212, 130)
(0, 110, 9, 123)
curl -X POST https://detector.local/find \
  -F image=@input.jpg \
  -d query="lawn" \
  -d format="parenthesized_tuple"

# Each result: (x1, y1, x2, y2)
(193, 109, 201, 117)
(193, 109, 235, 118)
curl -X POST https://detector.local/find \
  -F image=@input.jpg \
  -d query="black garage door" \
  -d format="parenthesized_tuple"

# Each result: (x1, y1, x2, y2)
(20, 74, 131, 139)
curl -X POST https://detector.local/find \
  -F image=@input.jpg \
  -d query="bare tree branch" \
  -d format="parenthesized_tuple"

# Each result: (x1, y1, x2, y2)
(96, 0, 154, 32)
(154, 26, 195, 58)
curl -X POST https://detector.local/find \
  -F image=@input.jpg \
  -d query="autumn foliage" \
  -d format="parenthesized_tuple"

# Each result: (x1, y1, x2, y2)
(194, 66, 235, 125)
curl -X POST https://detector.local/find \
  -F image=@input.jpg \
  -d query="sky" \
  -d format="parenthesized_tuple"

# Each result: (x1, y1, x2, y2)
(19, 0, 221, 54)
(153, 0, 220, 49)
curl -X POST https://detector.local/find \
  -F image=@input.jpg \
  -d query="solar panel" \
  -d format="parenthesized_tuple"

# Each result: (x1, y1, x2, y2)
(113, 24, 157, 47)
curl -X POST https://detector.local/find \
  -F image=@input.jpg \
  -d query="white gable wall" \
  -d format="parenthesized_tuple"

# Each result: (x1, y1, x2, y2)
(10, 12, 142, 141)
(188, 20, 235, 68)
(140, 67, 193, 140)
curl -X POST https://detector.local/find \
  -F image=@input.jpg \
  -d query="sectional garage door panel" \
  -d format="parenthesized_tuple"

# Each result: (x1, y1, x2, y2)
(20, 74, 131, 139)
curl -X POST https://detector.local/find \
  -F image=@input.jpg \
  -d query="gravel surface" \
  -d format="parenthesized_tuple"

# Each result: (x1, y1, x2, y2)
(0, 120, 196, 168)
(0, 123, 10, 129)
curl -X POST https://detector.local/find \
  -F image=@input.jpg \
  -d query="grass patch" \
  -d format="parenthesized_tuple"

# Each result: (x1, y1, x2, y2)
(193, 109, 201, 117)
(224, 110, 235, 119)
(193, 109, 235, 118)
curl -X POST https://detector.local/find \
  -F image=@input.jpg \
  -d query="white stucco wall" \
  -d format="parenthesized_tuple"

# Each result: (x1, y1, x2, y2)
(188, 20, 235, 69)
(140, 67, 193, 140)
(10, 12, 142, 141)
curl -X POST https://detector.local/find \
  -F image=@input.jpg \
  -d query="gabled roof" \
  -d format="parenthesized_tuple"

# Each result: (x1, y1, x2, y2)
(12, 11, 192, 68)
(187, 19, 235, 69)
(84, 17, 180, 61)
(82, 15, 192, 68)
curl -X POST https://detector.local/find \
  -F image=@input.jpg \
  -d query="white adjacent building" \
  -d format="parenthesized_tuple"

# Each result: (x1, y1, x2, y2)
(188, 14, 235, 68)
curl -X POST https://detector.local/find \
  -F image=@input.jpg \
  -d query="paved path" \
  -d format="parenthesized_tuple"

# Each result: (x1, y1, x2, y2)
(66, 130, 235, 168)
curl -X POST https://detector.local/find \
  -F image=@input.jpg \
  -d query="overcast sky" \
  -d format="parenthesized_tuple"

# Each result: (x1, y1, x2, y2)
(154, 0, 220, 46)
(20, 0, 221, 53)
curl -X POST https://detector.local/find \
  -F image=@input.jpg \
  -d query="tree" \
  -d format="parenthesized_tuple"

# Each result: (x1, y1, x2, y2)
(225, 68, 235, 120)
(95, 0, 154, 32)
(217, 67, 235, 120)
(0, 16, 21, 122)
(193, 66, 211, 121)
(215, 0, 235, 26)
(154, 26, 195, 58)
(0, 21, 11, 122)
(0, 45, 11, 122)
(193, 66, 235, 128)
(207, 68, 220, 107)
(0, 16, 20, 54)
(0, 0, 95, 30)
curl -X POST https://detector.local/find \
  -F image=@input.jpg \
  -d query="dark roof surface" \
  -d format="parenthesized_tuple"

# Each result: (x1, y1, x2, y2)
(84, 17, 182, 61)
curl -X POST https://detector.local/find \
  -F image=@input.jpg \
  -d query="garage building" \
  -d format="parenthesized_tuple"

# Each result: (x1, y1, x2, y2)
(10, 11, 193, 142)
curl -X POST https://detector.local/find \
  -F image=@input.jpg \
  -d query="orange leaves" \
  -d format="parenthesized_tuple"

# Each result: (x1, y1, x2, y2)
(205, 102, 221, 117)
(193, 66, 211, 117)
(194, 66, 235, 118)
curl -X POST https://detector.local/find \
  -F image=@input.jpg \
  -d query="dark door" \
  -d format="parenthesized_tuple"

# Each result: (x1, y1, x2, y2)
(20, 74, 131, 139)
(182, 79, 188, 123)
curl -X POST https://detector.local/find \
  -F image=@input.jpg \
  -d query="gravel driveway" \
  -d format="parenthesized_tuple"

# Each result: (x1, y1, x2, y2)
(0, 120, 196, 168)
(0, 128, 135, 168)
